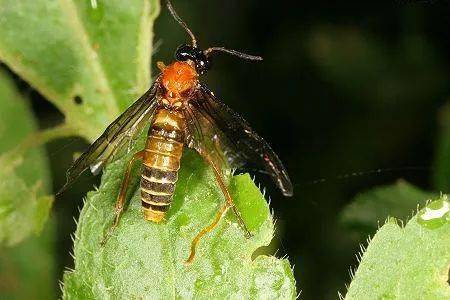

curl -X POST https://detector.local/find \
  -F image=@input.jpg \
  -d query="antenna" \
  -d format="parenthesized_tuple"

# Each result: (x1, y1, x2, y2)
(204, 47, 263, 61)
(166, 0, 198, 47)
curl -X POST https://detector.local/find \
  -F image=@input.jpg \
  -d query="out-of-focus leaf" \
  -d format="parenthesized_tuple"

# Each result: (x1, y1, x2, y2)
(0, 70, 55, 298)
(0, 222, 56, 299)
(0, 0, 160, 247)
(345, 196, 450, 299)
(0, 168, 53, 246)
(63, 148, 296, 299)
(340, 180, 435, 237)
(0, 70, 53, 246)
(307, 27, 446, 108)
(0, 0, 160, 141)
(433, 103, 450, 193)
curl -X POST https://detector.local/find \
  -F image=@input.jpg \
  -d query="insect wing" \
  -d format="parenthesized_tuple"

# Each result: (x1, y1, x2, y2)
(59, 82, 160, 193)
(184, 103, 231, 173)
(187, 85, 293, 196)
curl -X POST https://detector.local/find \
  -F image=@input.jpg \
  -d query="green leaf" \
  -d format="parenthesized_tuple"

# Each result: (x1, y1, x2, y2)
(0, 70, 53, 246)
(0, 0, 160, 246)
(0, 169, 53, 246)
(0, 221, 56, 299)
(0, 70, 56, 297)
(0, 0, 159, 257)
(340, 180, 435, 238)
(345, 196, 450, 299)
(0, 0, 160, 140)
(63, 148, 296, 298)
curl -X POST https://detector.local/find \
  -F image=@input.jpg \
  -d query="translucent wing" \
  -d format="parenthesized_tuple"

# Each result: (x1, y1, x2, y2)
(185, 84, 293, 196)
(184, 102, 231, 173)
(59, 82, 160, 193)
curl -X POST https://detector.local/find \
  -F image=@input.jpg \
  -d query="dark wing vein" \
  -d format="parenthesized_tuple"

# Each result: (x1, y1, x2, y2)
(58, 81, 160, 194)
(185, 84, 293, 196)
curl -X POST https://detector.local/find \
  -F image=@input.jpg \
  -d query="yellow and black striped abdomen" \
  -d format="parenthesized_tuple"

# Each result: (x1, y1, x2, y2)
(141, 109, 185, 222)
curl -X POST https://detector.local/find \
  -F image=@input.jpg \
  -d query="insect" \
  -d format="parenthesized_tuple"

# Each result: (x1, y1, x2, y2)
(60, 0, 293, 263)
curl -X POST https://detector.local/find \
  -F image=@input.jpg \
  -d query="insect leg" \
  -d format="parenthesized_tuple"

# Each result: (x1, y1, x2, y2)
(114, 150, 145, 225)
(185, 153, 253, 262)
(101, 150, 144, 245)
(186, 202, 229, 263)
(204, 153, 252, 238)
(186, 153, 254, 262)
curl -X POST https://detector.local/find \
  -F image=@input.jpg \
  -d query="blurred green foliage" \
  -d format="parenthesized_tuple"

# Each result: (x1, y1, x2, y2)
(0, 70, 55, 298)
(0, 226, 56, 299)
(0, 70, 53, 246)
(308, 27, 446, 109)
(0, 0, 158, 140)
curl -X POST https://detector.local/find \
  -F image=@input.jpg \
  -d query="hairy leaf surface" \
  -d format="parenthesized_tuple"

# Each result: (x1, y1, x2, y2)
(345, 196, 450, 299)
(63, 148, 296, 299)
(340, 180, 435, 237)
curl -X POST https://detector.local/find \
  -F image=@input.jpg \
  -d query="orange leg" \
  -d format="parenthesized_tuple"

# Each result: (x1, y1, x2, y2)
(186, 154, 252, 263)
(101, 150, 144, 245)
(186, 203, 229, 263)
(206, 156, 252, 238)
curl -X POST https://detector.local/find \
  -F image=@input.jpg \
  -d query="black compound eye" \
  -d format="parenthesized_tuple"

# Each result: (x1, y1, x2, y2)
(195, 59, 210, 74)
(174, 44, 211, 74)
(194, 51, 211, 74)
(175, 44, 195, 61)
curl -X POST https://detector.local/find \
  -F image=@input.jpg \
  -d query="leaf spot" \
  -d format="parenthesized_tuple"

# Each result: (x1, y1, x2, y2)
(74, 95, 83, 105)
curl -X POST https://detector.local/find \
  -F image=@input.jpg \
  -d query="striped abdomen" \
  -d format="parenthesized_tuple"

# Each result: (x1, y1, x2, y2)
(141, 109, 185, 222)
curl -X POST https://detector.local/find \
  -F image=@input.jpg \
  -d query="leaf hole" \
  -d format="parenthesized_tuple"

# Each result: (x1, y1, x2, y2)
(73, 95, 83, 105)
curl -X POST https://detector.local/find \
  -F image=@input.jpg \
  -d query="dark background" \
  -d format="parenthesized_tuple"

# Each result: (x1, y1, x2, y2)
(23, 0, 450, 299)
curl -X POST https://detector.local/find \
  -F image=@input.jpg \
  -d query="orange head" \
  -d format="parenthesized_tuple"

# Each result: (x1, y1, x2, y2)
(161, 61, 198, 103)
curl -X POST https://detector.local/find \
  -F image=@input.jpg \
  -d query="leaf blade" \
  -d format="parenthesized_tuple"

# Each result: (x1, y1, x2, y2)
(340, 180, 435, 238)
(0, 70, 56, 298)
(0, 0, 159, 140)
(0, 70, 53, 246)
(63, 149, 296, 298)
(345, 196, 450, 299)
